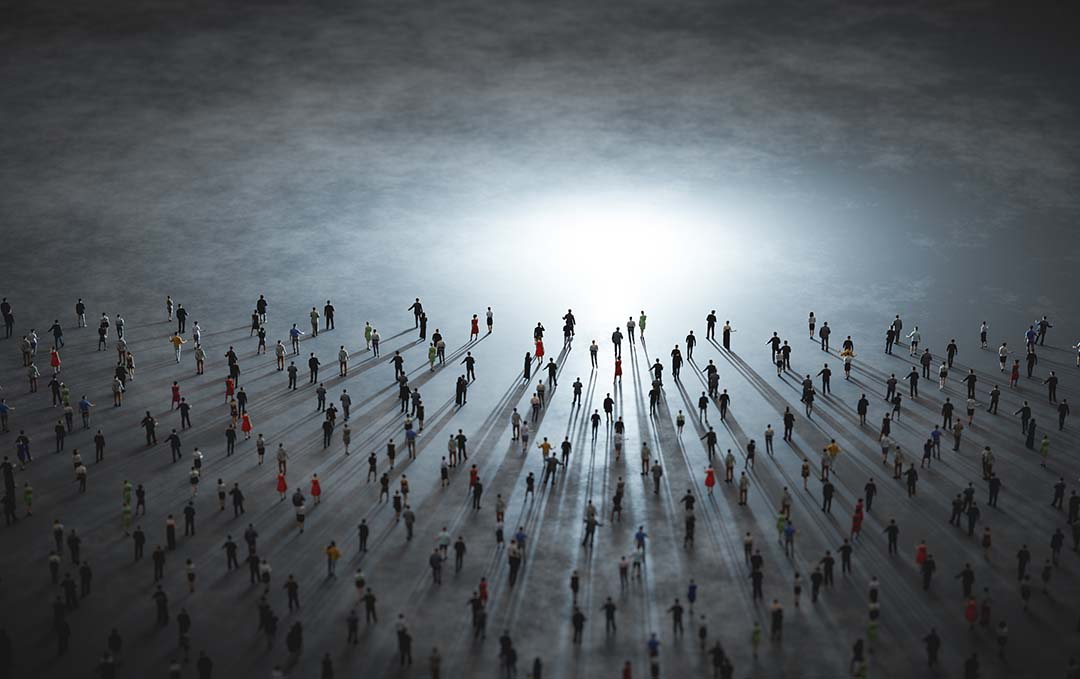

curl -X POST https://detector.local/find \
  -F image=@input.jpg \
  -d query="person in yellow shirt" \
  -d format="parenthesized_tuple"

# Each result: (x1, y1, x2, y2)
(170, 333, 187, 363)
(326, 541, 341, 576)
(537, 437, 553, 458)
(824, 439, 841, 472)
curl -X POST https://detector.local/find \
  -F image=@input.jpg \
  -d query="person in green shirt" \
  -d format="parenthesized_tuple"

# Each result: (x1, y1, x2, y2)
(638, 311, 647, 340)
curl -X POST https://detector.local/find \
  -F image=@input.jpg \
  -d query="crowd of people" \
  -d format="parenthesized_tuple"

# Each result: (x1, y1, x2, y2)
(0, 293, 1078, 679)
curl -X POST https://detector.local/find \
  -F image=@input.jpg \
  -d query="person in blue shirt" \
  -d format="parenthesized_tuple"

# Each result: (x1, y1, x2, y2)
(289, 324, 304, 355)
(0, 400, 12, 433)
(78, 397, 94, 429)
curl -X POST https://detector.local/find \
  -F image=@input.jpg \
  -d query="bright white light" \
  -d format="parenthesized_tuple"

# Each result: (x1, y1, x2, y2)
(475, 188, 760, 325)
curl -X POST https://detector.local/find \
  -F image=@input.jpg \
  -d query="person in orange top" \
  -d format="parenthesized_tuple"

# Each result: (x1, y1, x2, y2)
(310, 474, 322, 505)
(325, 541, 341, 576)
(169, 333, 186, 363)
(536, 438, 553, 458)
(240, 413, 253, 440)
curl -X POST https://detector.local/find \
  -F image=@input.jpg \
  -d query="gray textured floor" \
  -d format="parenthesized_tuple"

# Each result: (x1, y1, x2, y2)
(2, 0, 1079, 677)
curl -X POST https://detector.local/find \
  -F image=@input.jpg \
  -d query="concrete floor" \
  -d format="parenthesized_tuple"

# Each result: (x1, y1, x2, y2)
(2, 0, 1079, 677)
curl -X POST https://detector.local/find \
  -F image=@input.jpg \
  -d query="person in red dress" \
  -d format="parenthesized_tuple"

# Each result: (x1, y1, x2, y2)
(614, 357, 623, 383)
(964, 598, 978, 630)
(241, 412, 253, 440)
(850, 503, 864, 541)
(277, 473, 287, 501)
(470, 314, 480, 341)
(50, 348, 61, 373)
(478, 577, 489, 604)
(310, 474, 322, 505)
(704, 466, 716, 494)
(915, 540, 928, 566)
(1009, 359, 1020, 388)
(225, 377, 235, 402)
(535, 338, 544, 362)
(171, 381, 181, 409)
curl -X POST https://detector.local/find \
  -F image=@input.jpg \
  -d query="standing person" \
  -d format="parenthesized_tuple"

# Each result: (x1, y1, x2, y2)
(769, 600, 784, 641)
(408, 298, 423, 327)
(169, 333, 186, 363)
(321, 300, 335, 330)
(175, 304, 188, 333)
(907, 326, 921, 356)
(1036, 315, 1053, 345)
(336, 345, 349, 377)
(923, 629, 941, 668)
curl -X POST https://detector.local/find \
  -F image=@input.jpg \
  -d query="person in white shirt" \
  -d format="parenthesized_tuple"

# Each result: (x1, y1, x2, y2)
(980, 321, 989, 349)
(907, 327, 921, 356)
